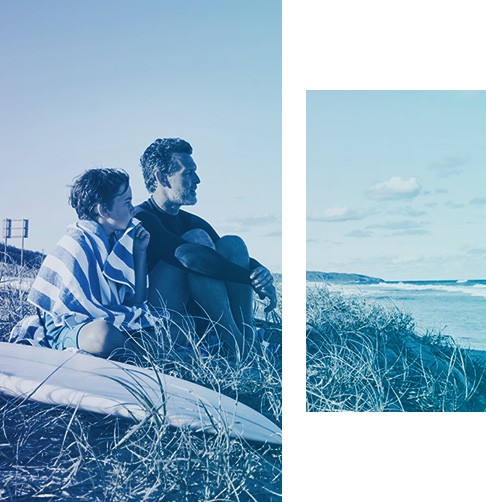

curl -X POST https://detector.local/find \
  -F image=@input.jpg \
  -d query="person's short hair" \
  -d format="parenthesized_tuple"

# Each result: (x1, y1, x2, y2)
(140, 138, 193, 193)
(69, 168, 130, 220)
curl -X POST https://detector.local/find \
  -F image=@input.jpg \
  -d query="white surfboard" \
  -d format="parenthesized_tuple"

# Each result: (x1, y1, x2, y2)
(0, 342, 281, 445)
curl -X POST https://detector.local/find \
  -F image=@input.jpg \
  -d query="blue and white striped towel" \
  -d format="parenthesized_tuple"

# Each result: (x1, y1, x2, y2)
(10, 218, 161, 345)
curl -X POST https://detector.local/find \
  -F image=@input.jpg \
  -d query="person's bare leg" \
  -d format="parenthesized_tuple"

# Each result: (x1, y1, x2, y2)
(77, 320, 137, 358)
(215, 235, 254, 339)
(181, 229, 248, 356)
(148, 259, 192, 345)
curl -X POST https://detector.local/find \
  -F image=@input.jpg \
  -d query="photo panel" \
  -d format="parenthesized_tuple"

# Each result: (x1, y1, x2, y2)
(0, 2, 282, 501)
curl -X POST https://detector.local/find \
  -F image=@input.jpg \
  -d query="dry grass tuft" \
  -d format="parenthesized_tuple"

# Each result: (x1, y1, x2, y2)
(307, 285, 486, 412)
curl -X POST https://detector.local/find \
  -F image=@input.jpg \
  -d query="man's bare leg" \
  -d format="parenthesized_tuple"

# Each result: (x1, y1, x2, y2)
(215, 235, 254, 340)
(180, 229, 250, 356)
(148, 260, 192, 345)
(147, 230, 246, 355)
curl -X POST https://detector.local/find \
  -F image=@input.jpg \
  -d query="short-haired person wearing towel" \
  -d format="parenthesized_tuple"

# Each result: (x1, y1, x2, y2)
(12, 168, 157, 358)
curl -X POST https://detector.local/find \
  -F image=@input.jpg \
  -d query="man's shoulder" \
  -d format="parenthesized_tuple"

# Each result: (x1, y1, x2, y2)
(134, 200, 216, 234)
(133, 199, 161, 221)
(178, 208, 208, 223)
(134, 199, 153, 214)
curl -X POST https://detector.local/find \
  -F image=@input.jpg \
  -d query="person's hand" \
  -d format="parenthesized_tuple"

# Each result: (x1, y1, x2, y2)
(259, 284, 277, 313)
(250, 267, 277, 312)
(133, 224, 150, 255)
(250, 266, 274, 291)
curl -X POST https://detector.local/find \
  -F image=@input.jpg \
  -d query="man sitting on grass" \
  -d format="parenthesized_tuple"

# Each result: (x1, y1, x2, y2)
(134, 138, 277, 358)
(11, 168, 157, 358)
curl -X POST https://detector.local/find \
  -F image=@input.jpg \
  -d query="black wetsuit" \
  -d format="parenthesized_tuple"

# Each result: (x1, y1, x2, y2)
(134, 198, 261, 285)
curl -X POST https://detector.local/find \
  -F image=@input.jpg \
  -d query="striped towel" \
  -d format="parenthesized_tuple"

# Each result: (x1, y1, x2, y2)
(10, 218, 161, 345)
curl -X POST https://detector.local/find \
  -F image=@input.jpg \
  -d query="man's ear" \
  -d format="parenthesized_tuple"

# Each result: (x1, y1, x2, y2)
(156, 170, 171, 189)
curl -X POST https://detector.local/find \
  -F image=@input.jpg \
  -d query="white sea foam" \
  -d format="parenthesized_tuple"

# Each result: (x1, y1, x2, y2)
(369, 281, 486, 299)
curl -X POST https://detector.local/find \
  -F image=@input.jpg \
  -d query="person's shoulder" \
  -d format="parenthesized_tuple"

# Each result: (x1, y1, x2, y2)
(179, 208, 210, 225)
(134, 198, 153, 215)
(179, 209, 219, 237)
(134, 200, 167, 235)
(134, 199, 158, 221)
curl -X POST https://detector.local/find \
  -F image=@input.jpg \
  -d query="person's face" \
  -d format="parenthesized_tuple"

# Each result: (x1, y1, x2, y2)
(103, 184, 134, 232)
(164, 153, 200, 206)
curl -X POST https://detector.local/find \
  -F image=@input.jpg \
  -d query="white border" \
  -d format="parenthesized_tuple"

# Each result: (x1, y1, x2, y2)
(283, 1, 486, 500)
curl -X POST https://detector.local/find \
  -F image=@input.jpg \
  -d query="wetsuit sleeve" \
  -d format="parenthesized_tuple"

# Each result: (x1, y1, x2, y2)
(175, 244, 251, 284)
(187, 213, 262, 271)
(136, 209, 252, 284)
(249, 257, 262, 270)
(136, 209, 188, 269)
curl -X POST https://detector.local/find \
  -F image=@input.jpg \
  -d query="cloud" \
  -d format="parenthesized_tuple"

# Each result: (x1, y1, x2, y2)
(391, 229, 430, 236)
(428, 156, 469, 177)
(346, 229, 373, 238)
(470, 197, 486, 205)
(308, 206, 366, 222)
(435, 189, 448, 194)
(218, 213, 281, 233)
(369, 219, 429, 231)
(463, 246, 486, 257)
(390, 205, 427, 217)
(444, 200, 466, 209)
(367, 219, 431, 236)
(263, 230, 281, 238)
(229, 214, 281, 226)
(366, 177, 421, 200)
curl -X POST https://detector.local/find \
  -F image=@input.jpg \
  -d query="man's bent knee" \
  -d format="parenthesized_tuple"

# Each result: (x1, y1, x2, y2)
(216, 235, 249, 264)
(182, 228, 215, 248)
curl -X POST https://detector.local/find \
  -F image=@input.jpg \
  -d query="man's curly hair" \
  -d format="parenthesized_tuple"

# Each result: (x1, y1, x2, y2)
(69, 168, 130, 220)
(140, 138, 193, 193)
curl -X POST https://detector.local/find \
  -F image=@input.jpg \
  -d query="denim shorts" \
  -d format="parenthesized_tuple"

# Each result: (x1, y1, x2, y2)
(44, 313, 87, 351)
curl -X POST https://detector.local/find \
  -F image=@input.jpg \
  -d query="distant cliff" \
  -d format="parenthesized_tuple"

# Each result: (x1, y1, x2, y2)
(306, 271, 384, 284)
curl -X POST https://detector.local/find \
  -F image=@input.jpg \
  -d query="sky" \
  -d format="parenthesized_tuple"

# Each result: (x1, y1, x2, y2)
(307, 90, 486, 281)
(0, 0, 281, 272)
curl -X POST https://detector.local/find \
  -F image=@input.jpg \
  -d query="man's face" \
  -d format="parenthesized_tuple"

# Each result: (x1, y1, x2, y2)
(164, 153, 200, 206)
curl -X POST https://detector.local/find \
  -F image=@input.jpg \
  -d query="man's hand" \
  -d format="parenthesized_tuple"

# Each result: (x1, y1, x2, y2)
(133, 224, 150, 255)
(250, 266, 277, 312)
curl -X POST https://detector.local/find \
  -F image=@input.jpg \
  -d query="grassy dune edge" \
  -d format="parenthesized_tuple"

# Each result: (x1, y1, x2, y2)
(307, 285, 486, 412)
(0, 262, 282, 501)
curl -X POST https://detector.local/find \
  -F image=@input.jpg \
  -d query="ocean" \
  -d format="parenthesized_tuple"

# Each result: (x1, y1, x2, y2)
(310, 279, 486, 351)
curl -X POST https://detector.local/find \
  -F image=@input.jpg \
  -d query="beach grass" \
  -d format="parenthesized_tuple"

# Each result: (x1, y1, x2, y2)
(307, 284, 486, 412)
(0, 261, 282, 501)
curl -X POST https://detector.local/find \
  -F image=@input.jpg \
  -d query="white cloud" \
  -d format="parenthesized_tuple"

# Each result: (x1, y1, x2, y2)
(308, 206, 364, 222)
(390, 205, 428, 217)
(218, 213, 281, 233)
(230, 214, 281, 226)
(470, 197, 486, 205)
(346, 229, 373, 238)
(391, 229, 430, 236)
(444, 200, 466, 209)
(428, 156, 469, 177)
(367, 177, 421, 200)
(369, 219, 429, 231)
